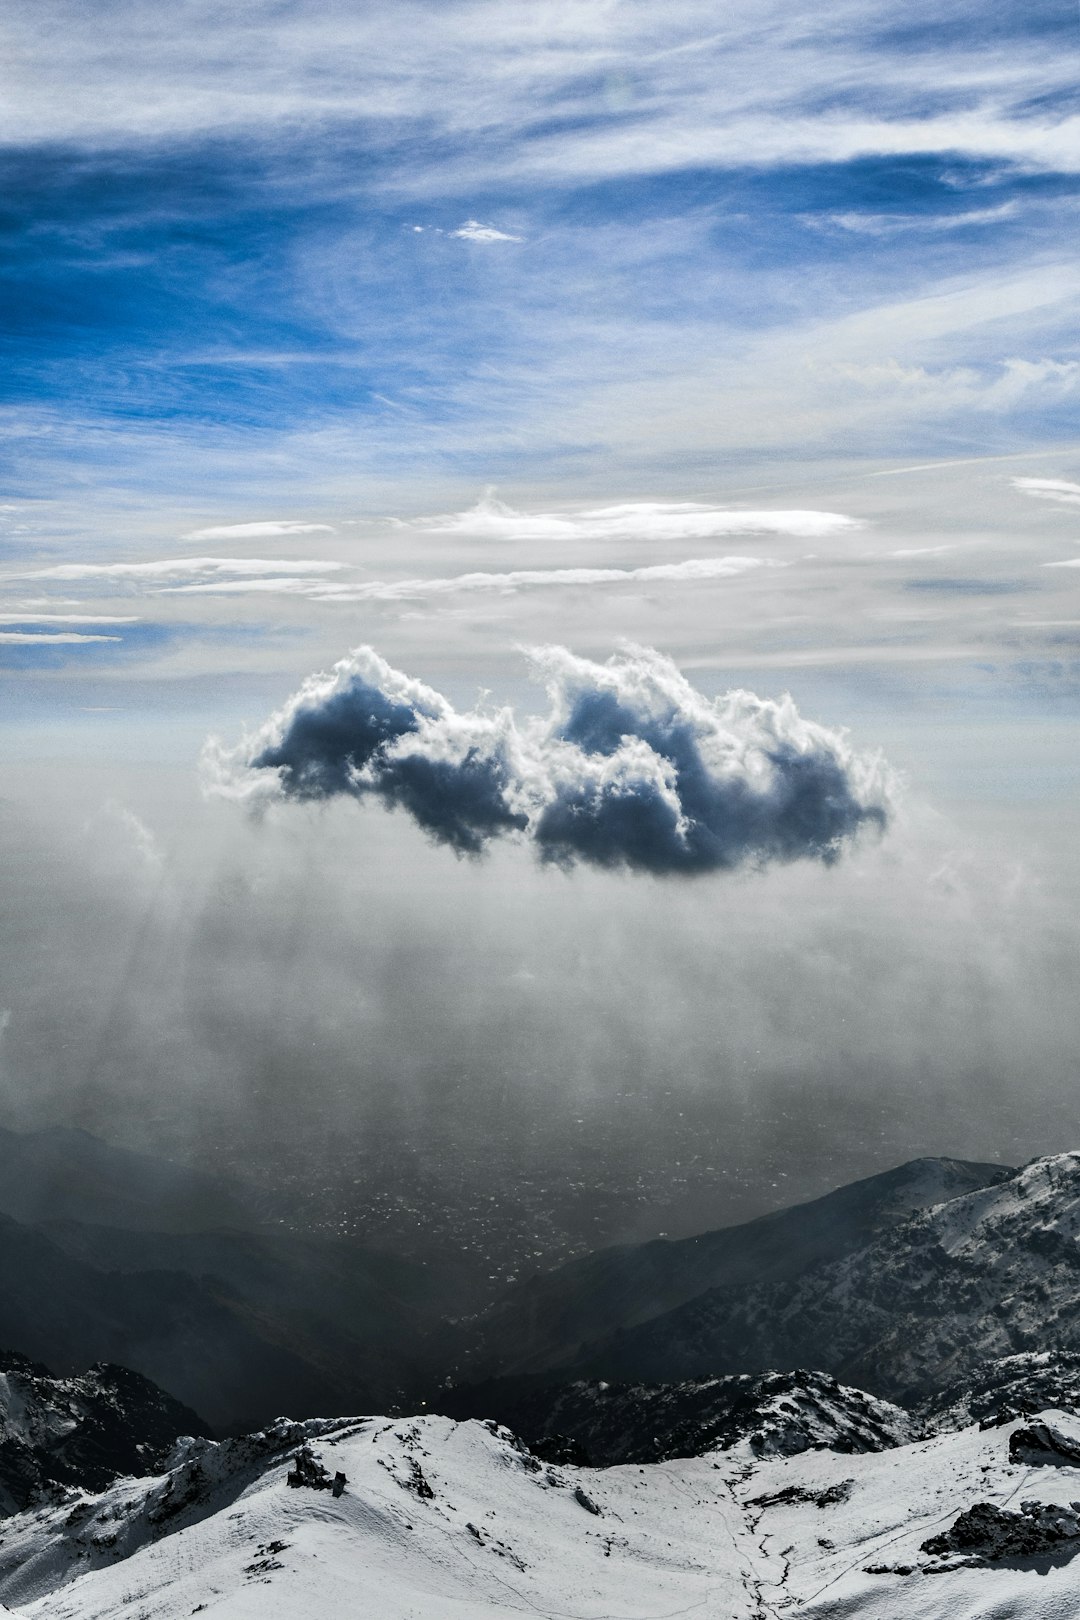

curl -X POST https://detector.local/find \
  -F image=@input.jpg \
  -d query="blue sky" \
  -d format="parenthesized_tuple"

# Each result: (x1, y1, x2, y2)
(2, 0, 1080, 1186)
(1, 0, 1078, 703)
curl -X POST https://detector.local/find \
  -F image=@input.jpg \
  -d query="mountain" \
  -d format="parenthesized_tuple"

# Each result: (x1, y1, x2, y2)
(443, 1368, 915, 1465)
(0, 1127, 256, 1234)
(0, 1352, 210, 1516)
(458, 1154, 1014, 1381)
(539, 1153, 1080, 1403)
(0, 1125, 468, 1432)
(921, 1351, 1080, 1432)
(1, 1399, 1079, 1617)
(0, 1213, 349, 1433)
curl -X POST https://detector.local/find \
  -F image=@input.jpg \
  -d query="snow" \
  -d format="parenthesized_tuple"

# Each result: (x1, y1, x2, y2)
(0, 1404, 1077, 1618)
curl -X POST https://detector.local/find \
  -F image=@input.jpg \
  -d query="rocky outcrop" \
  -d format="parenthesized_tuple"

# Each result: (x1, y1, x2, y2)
(0, 1351, 211, 1514)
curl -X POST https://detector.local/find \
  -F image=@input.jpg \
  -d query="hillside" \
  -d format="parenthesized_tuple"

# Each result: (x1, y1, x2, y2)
(1, 1399, 1079, 1617)
(459, 1154, 1014, 1380)
(551, 1152, 1080, 1402)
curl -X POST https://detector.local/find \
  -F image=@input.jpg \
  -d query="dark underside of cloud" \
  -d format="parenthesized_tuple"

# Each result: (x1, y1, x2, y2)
(207, 645, 892, 874)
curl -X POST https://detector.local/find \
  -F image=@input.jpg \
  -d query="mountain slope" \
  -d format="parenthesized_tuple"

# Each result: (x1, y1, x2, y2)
(0, 1215, 349, 1433)
(0, 1128, 256, 1234)
(443, 1369, 915, 1465)
(462, 1154, 1014, 1380)
(1, 1403, 1080, 1618)
(0, 1128, 465, 1432)
(561, 1153, 1080, 1401)
(0, 1353, 211, 1515)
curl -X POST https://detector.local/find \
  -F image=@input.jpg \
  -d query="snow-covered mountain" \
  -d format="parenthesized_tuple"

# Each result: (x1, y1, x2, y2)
(445, 1368, 915, 1465)
(0, 1399, 1079, 1617)
(0, 1353, 210, 1516)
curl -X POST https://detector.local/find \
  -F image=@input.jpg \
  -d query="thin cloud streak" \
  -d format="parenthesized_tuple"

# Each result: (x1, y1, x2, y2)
(1014, 477, 1080, 507)
(165, 555, 783, 599)
(13, 557, 345, 582)
(0, 614, 141, 624)
(181, 521, 337, 540)
(0, 631, 121, 644)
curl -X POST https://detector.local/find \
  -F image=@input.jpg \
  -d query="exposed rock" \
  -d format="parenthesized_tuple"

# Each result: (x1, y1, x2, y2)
(1010, 1421, 1080, 1467)
(441, 1369, 912, 1466)
(0, 1351, 211, 1515)
(922, 1351, 1080, 1432)
(286, 1444, 333, 1490)
(922, 1498, 1080, 1562)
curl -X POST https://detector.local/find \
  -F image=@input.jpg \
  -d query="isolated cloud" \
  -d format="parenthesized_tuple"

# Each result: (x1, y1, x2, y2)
(206, 645, 892, 873)
(1013, 477, 1080, 507)
(411, 492, 860, 543)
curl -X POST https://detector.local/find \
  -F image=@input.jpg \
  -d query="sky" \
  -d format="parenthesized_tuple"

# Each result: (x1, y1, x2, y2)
(1, 0, 1080, 1252)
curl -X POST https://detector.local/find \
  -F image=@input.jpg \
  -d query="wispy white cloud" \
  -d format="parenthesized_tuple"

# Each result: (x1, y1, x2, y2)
(14, 556, 344, 582)
(164, 554, 782, 600)
(98, 800, 164, 869)
(1043, 558, 1080, 570)
(0, 631, 122, 644)
(818, 203, 1018, 237)
(5, 1, 1079, 184)
(0, 613, 141, 624)
(451, 220, 522, 243)
(1014, 477, 1080, 507)
(410, 491, 860, 542)
(181, 521, 336, 540)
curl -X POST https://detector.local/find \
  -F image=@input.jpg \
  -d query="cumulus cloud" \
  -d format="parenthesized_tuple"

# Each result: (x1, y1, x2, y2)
(181, 521, 336, 540)
(411, 491, 861, 542)
(15, 556, 344, 582)
(206, 644, 892, 874)
(451, 220, 522, 243)
(1014, 477, 1080, 507)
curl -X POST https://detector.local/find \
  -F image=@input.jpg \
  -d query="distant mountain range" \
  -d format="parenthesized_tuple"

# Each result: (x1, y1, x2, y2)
(4, 1124, 1080, 1446)
(451, 1153, 1015, 1386)
(0, 1126, 465, 1430)
(463, 1153, 1080, 1408)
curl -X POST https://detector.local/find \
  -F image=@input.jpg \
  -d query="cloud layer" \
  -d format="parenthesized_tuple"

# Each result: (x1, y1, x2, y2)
(206, 644, 892, 873)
